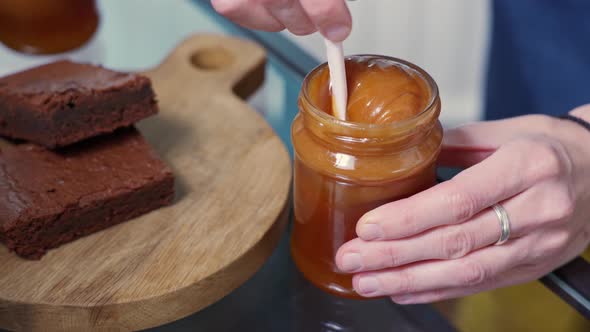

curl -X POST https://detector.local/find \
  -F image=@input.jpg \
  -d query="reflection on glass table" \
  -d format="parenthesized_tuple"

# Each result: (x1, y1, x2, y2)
(151, 232, 456, 332)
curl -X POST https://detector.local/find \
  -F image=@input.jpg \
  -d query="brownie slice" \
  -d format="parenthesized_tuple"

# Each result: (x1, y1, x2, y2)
(0, 127, 174, 259)
(0, 60, 157, 148)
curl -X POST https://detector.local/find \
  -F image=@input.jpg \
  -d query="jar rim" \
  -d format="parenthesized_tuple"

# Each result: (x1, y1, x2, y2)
(300, 54, 440, 131)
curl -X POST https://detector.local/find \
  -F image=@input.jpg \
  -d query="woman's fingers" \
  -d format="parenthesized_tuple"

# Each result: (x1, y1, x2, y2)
(299, 0, 352, 41)
(212, 0, 284, 32)
(356, 139, 536, 241)
(263, 0, 316, 36)
(212, 0, 352, 41)
(337, 188, 551, 273)
(389, 265, 539, 304)
(351, 237, 529, 298)
(337, 208, 501, 273)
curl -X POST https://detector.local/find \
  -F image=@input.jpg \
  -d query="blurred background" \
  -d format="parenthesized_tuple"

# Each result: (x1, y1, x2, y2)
(0, 0, 489, 128)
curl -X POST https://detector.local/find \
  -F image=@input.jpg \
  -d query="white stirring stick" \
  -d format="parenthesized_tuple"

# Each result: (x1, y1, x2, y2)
(324, 39, 348, 121)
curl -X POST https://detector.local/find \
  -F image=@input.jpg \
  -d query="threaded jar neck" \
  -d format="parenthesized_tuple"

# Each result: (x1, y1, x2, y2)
(299, 55, 441, 154)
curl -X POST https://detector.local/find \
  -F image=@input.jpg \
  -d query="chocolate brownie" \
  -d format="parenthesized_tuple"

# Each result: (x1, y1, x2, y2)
(0, 60, 157, 148)
(0, 127, 174, 259)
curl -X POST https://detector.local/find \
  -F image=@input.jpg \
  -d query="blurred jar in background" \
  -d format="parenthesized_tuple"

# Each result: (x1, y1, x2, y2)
(0, 0, 99, 55)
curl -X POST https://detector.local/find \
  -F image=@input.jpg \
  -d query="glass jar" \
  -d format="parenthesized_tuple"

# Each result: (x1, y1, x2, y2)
(0, 0, 99, 55)
(290, 55, 442, 298)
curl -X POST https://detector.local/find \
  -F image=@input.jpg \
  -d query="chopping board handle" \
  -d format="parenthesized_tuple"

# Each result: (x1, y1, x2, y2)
(150, 34, 266, 100)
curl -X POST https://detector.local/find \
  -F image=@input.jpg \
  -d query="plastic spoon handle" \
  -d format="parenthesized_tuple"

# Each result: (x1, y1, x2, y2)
(324, 39, 347, 121)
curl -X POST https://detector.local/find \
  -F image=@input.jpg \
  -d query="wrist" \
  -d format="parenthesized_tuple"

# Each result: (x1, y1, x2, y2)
(570, 104, 590, 123)
(558, 105, 590, 206)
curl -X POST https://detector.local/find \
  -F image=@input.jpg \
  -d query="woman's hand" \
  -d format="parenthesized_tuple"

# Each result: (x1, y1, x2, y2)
(335, 107, 590, 304)
(211, 0, 352, 41)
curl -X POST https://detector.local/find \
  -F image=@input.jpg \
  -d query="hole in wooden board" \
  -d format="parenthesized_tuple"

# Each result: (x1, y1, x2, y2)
(190, 47, 234, 70)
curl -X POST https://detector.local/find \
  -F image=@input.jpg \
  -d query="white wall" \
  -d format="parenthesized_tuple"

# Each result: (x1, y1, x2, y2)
(282, 0, 491, 127)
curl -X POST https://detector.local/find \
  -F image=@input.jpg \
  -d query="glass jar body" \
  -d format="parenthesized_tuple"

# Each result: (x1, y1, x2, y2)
(290, 56, 443, 298)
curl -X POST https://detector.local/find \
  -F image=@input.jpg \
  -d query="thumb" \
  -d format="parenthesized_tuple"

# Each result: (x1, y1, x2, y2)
(438, 125, 497, 168)
(439, 117, 531, 168)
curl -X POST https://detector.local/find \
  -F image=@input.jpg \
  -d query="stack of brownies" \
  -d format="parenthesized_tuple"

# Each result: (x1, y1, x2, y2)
(0, 60, 175, 259)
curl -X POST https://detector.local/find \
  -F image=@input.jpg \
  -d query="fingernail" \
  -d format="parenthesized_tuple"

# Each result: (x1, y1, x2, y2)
(323, 24, 351, 42)
(357, 276, 380, 295)
(340, 253, 363, 272)
(358, 223, 383, 240)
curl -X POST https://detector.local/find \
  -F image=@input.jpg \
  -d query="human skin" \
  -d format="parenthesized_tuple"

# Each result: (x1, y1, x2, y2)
(211, 0, 352, 42)
(335, 106, 590, 303)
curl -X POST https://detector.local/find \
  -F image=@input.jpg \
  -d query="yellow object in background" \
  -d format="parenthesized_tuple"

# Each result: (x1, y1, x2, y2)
(435, 247, 590, 332)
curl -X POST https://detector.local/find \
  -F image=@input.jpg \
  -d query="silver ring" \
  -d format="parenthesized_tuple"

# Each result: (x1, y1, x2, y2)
(492, 204, 511, 245)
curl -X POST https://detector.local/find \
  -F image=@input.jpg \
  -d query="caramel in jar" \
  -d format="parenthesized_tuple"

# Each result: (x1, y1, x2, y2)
(291, 55, 443, 298)
(0, 0, 99, 54)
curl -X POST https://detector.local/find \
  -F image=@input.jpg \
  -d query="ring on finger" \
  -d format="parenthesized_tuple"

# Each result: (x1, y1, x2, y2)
(492, 203, 511, 245)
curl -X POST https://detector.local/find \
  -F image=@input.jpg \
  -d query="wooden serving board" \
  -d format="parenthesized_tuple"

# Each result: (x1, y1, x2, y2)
(0, 34, 292, 331)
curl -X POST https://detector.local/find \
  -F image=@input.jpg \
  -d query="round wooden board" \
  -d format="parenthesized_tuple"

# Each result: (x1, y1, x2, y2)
(0, 34, 292, 331)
